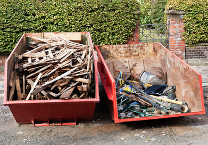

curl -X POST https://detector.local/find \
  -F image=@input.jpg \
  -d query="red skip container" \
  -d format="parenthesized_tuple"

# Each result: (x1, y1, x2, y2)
(95, 43, 205, 123)
(4, 32, 99, 126)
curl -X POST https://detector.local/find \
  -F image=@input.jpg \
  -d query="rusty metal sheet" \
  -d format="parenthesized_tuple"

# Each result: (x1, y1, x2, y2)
(98, 43, 155, 60)
(98, 42, 203, 113)
(153, 43, 202, 112)
(129, 58, 144, 76)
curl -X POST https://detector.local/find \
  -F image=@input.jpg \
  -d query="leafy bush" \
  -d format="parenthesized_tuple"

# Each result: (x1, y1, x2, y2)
(0, 0, 140, 54)
(140, 0, 168, 24)
(166, 0, 208, 44)
(139, 0, 152, 24)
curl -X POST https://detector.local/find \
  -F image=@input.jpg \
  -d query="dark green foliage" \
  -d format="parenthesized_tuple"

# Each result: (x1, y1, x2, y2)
(151, 0, 168, 24)
(140, 0, 168, 24)
(0, 0, 140, 54)
(166, 0, 208, 44)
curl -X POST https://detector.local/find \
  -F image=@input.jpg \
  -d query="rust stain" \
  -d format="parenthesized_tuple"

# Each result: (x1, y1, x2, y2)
(98, 43, 203, 113)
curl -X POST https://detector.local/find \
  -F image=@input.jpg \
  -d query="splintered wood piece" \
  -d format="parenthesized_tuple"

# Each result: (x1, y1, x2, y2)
(71, 94, 78, 99)
(15, 52, 22, 60)
(43, 59, 71, 77)
(71, 69, 86, 75)
(15, 75, 22, 100)
(22, 52, 46, 58)
(27, 65, 43, 72)
(56, 36, 86, 47)
(48, 40, 67, 47)
(42, 51, 47, 59)
(81, 50, 86, 60)
(32, 67, 78, 95)
(26, 73, 42, 100)
(26, 64, 52, 78)
(77, 57, 82, 63)
(55, 49, 70, 60)
(28, 57, 32, 63)
(60, 51, 74, 63)
(22, 44, 51, 55)
(9, 71, 16, 101)
(28, 36, 48, 43)
(77, 85, 88, 92)
(79, 93, 85, 99)
(57, 86, 62, 91)
(35, 57, 39, 62)
(38, 93, 44, 100)
(60, 87, 75, 99)
(52, 78, 71, 89)
(86, 41, 92, 72)
(23, 59, 56, 68)
(15, 62, 18, 70)
(73, 78, 90, 84)
(23, 75, 25, 95)
(48, 49, 54, 58)
(72, 72, 88, 77)
(91, 55, 94, 74)
(9, 71, 15, 87)
(27, 79, 50, 99)
(48, 91, 61, 97)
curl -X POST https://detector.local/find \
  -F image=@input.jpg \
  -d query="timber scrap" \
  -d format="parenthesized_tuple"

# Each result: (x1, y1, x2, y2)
(9, 35, 94, 101)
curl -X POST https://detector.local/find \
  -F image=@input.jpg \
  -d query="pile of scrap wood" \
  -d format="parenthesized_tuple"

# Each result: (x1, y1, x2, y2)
(9, 35, 95, 101)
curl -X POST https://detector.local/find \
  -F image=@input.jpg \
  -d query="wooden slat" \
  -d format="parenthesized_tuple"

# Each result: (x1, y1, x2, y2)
(15, 75, 22, 100)
(26, 73, 42, 100)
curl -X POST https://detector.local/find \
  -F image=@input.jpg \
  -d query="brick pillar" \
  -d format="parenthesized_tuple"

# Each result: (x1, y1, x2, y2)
(126, 20, 140, 44)
(165, 10, 186, 59)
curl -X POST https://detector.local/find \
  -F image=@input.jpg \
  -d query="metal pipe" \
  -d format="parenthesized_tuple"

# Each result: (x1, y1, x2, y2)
(171, 104, 188, 113)
(122, 90, 168, 114)
(150, 95, 186, 105)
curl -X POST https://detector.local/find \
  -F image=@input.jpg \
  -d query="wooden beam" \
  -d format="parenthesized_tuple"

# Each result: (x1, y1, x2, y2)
(32, 67, 78, 95)
(15, 75, 22, 100)
(26, 73, 42, 100)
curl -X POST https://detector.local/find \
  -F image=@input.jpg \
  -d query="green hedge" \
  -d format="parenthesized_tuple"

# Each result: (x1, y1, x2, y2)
(0, 0, 140, 54)
(166, 0, 208, 44)
(140, 0, 168, 24)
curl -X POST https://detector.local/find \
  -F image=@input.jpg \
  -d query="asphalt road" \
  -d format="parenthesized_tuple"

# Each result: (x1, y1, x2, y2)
(0, 63, 208, 145)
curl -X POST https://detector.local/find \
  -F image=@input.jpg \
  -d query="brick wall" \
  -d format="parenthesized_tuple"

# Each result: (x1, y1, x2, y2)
(0, 55, 8, 65)
(186, 45, 208, 59)
(126, 20, 140, 44)
(166, 10, 186, 59)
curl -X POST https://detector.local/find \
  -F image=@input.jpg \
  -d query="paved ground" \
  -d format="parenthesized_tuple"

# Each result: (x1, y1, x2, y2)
(0, 60, 208, 145)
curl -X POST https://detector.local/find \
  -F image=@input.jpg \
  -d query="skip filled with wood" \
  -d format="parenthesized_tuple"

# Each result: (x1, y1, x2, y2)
(9, 34, 95, 101)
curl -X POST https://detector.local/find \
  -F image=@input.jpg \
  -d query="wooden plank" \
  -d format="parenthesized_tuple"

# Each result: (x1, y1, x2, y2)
(48, 49, 54, 58)
(23, 75, 25, 96)
(15, 75, 22, 100)
(27, 36, 48, 43)
(50, 33, 82, 42)
(22, 52, 46, 58)
(35, 57, 39, 62)
(9, 71, 15, 87)
(22, 44, 51, 55)
(27, 79, 51, 99)
(73, 78, 90, 84)
(86, 41, 91, 72)
(26, 73, 42, 100)
(32, 67, 78, 95)
(28, 57, 32, 63)
(9, 72, 16, 101)
(60, 87, 75, 99)
(26, 64, 52, 78)
(79, 93, 85, 99)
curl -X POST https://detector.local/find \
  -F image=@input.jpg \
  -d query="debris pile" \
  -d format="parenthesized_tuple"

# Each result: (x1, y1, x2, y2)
(9, 35, 94, 101)
(116, 67, 189, 119)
